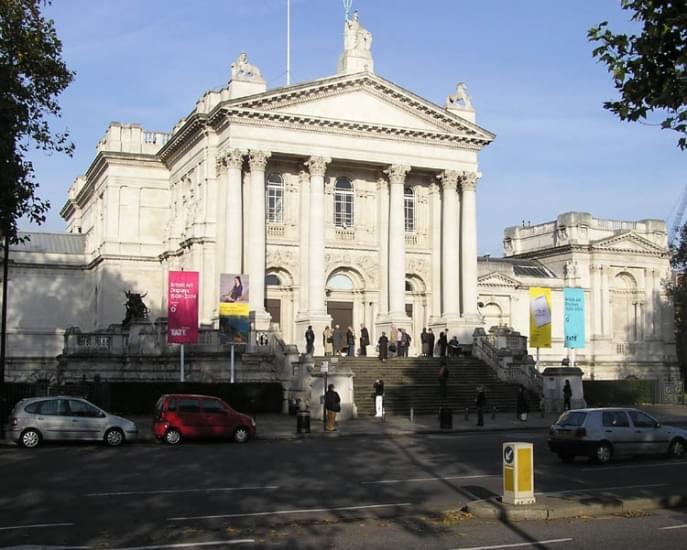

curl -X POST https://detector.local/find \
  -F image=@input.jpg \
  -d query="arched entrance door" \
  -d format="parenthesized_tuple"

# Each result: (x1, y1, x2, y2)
(326, 273, 354, 331)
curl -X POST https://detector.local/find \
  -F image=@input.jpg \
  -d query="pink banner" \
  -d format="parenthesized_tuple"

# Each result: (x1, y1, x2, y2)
(168, 271, 199, 344)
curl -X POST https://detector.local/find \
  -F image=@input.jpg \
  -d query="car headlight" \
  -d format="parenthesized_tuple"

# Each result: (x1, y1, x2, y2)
(251, 418, 256, 427)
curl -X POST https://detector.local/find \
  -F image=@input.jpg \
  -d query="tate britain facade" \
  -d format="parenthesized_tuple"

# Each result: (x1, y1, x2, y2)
(4, 15, 679, 385)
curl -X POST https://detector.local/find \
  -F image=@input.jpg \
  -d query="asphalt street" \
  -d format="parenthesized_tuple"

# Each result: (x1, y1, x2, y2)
(1, 430, 686, 549)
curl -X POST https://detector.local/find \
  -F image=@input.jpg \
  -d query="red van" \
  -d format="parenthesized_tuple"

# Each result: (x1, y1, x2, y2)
(152, 394, 256, 445)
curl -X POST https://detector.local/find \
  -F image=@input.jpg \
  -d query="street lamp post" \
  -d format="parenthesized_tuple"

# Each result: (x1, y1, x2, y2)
(0, 233, 9, 439)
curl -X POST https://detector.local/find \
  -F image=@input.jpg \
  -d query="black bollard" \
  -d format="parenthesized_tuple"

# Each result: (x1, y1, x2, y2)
(491, 405, 497, 420)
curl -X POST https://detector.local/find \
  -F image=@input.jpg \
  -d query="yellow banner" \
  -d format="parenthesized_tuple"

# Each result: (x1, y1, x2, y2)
(219, 302, 250, 317)
(529, 287, 552, 348)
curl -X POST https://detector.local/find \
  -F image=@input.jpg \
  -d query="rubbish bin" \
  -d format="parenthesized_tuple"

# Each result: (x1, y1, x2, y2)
(439, 407, 453, 429)
(297, 410, 311, 434)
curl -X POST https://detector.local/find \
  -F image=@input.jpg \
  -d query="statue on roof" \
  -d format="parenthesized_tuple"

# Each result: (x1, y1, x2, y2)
(123, 290, 149, 327)
(231, 52, 264, 82)
(344, 10, 372, 52)
(337, 10, 374, 74)
(446, 82, 473, 110)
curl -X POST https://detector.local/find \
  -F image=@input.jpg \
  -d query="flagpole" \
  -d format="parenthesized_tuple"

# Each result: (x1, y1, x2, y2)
(286, 0, 291, 85)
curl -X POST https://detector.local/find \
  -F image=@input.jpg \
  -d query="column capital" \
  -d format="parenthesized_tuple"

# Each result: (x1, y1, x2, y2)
(384, 164, 411, 184)
(248, 150, 271, 171)
(226, 148, 245, 170)
(216, 156, 227, 176)
(305, 156, 331, 177)
(459, 171, 480, 191)
(437, 170, 459, 191)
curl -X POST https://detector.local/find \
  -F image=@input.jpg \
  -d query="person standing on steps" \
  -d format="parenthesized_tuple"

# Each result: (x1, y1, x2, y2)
(378, 332, 389, 362)
(324, 384, 341, 431)
(359, 323, 370, 356)
(420, 328, 429, 357)
(427, 328, 435, 358)
(323, 326, 334, 357)
(563, 379, 572, 411)
(333, 324, 345, 357)
(395, 327, 403, 358)
(438, 331, 448, 358)
(439, 359, 449, 399)
(475, 386, 486, 426)
(305, 325, 315, 355)
(346, 326, 355, 357)
(373, 378, 384, 418)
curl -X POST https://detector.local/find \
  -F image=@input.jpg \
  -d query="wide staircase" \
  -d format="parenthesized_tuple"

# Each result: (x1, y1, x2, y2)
(327, 355, 539, 416)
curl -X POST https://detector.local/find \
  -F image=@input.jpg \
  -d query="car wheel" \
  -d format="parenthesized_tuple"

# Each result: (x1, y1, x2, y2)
(20, 428, 41, 449)
(164, 428, 181, 445)
(593, 443, 612, 464)
(234, 426, 249, 444)
(104, 428, 124, 447)
(668, 438, 686, 459)
(558, 451, 575, 463)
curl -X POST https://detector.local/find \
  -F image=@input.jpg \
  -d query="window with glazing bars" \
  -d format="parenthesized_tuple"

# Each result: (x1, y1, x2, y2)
(266, 173, 283, 223)
(334, 177, 353, 227)
(404, 186, 415, 232)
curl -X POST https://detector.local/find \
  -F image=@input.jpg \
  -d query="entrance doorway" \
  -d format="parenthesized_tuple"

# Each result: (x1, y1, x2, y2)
(328, 301, 353, 331)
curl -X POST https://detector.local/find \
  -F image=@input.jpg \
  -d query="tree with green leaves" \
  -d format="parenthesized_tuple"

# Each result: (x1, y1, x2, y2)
(588, 0, 687, 150)
(0, 0, 74, 242)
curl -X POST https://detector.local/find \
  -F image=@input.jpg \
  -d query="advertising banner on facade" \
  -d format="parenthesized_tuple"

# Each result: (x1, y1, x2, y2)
(564, 287, 585, 349)
(219, 273, 250, 343)
(529, 287, 552, 348)
(167, 271, 199, 344)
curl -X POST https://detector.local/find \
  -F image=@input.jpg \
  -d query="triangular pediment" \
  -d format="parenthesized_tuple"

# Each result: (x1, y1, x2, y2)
(592, 232, 666, 255)
(224, 72, 495, 145)
(478, 272, 521, 288)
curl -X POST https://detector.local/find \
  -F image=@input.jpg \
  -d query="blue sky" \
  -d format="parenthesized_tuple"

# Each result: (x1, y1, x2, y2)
(26, 0, 685, 256)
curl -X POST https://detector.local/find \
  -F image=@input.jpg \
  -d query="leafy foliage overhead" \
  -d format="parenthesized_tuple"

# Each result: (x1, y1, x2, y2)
(588, 0, 687, 149)
(0, 0, 74, 242)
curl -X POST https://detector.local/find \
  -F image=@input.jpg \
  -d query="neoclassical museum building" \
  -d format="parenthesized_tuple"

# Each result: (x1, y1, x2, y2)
(3, 14, 680, 385)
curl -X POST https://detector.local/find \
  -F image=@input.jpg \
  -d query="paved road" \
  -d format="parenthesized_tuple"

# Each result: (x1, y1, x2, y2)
(1, 430, 686, 548)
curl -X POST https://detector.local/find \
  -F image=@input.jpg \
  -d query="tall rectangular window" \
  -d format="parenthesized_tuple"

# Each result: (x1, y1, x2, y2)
(334, 177, 354, 227)
(266, 173, 283, 224)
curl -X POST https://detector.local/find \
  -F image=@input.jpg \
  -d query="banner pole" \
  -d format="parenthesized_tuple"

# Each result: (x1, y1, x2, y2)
(571, 348, 576, 369)
(180, 344, 185, 383)
(230, 344, 235, 384)
(536, 347, 540, 372)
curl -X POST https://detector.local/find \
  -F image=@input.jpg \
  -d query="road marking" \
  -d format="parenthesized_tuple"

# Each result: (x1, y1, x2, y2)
(451, 538, 573, 550)
(168, 502, 412, 521)
(362, 474, 498, 484)
(582, 462, 687, 472)
(658, 524, 687, 530)
(86, 486, 279, 497)
(536, 483, 667, 496)
(114, 540, 254, 549)
(0, 521, 75, 531)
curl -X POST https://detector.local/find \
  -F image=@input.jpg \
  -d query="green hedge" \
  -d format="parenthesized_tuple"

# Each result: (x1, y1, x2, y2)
(583, 379, 657, 406)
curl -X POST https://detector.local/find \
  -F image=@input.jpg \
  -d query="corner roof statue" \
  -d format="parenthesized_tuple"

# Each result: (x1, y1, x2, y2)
(230, 52, 264, 83)
(446, 82, 473, 110)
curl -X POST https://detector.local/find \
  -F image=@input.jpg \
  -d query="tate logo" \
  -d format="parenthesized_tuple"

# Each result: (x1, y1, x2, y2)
(170, 328, 188, 336)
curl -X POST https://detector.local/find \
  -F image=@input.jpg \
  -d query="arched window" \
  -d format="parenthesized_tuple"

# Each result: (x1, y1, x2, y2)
(265, 273, 281, 286)
(404, 186, 415, 232)
(266, 173, 284, 224)
(327, 273, 354, 290)
(334, 177, 354, 228)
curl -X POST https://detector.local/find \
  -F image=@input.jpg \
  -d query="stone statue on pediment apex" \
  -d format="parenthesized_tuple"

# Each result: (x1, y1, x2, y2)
(344, 11, 372, 52)
(231, 52, 265, 83)
(446, 82, 473, 110)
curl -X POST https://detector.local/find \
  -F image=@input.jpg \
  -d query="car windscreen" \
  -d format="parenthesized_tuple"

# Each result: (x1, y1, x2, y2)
(556, 411, 587, 427)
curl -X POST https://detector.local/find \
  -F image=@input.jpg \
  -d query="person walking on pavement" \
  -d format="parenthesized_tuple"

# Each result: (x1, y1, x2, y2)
(359, 324, 370, 356)
(563, 379, 572, 410)
(427, 328, 435, 358)
(439, 359, 449, 399)
(475, 386, 486, 426)
(324, 384, 341, 431)
(373, 378, 385, 418)
(516, 385, 529, 421)
(438, 331, 448, 358)
(305, 325, 315, 355)
(323, 326, 333, 357)
(378, 332, 389, 362)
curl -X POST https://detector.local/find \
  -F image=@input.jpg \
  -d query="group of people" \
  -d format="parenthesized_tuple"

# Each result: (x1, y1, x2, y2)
(305, 324, 371, 357)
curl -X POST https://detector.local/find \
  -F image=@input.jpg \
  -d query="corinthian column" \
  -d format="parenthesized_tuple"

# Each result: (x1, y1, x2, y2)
(460, 171, 480, 322)
(439, 170, 460, 320)
(305, 156, 331, 314)
(386, 165, 411, 316)
(247, 150, 271, 330)
(225, 149, 244, 273)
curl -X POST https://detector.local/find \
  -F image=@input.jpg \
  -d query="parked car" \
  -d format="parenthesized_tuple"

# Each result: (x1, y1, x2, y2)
(9, 396, 138, 448)
(548, 407, 687, 464)
(152, 394, 256, 445)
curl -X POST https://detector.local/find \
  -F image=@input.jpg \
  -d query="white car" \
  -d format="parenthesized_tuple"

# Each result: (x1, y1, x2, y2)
(548, 407, 687, 464)
(8, 396, 138, 448)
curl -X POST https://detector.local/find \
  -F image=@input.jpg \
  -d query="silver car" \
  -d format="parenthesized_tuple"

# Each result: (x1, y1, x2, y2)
(8, 396, 138, 448)
(548, 407, 687, 464)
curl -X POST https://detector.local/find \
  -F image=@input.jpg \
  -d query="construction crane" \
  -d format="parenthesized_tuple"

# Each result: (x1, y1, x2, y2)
(668, 183, 687, 248)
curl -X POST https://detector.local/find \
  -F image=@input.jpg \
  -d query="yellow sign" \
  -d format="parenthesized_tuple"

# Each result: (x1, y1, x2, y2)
(529, 287, 552, 348)
(502, 442, 535, 505)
